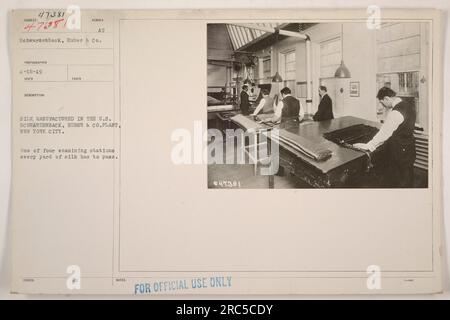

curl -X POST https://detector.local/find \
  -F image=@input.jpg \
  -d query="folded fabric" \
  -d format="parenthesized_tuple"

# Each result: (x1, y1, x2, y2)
(217, 111, 238, 121)
(272, 129, 332, 162)
(230, 114, 267, 131)
(255, 113, 278, 124)
(323, 124, 379, 145)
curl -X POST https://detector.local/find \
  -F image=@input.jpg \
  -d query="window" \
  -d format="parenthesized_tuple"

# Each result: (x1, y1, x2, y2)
(283, 80, 296, 96)
(376, 23, 421, 73)
(376, 22, 426, 129)
(320, 37, 341, 78)
(277, 50, 296, 95)
(283, 50, 296, 80)
(262, 57, 271, 80)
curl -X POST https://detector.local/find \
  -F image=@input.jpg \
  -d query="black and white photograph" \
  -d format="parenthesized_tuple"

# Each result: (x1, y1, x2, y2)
(207, 22, 430, 188)
(3, 5, 446, 298)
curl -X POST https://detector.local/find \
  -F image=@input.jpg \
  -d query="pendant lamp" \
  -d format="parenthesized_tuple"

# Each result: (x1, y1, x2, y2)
(334, 23, 351, 78)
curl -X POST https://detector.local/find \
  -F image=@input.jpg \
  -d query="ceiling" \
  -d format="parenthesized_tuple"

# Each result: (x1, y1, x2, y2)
(207, 23, 316, 63)
(226, 23, 316, 52)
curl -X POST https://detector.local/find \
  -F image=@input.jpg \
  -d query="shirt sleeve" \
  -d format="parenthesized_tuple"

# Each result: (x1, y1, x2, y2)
(365, 110, 404, 152)
(298, 100, 305, 121)
(273, 101, 284, 122)
(252, 98, 265, 115)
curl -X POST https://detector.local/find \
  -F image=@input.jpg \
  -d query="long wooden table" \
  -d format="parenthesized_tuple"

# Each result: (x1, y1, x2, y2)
(227, 114, 388, 188)
(270, 116, 388, 188)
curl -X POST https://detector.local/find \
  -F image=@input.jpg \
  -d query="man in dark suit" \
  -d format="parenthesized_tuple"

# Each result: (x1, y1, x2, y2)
(313, 86, 334, 121)
(239, 85, 251, 115)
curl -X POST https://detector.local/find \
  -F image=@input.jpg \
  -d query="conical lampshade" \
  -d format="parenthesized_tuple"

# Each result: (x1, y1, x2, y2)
(272, 71, 283, 83)
(334, 60, 351, 78)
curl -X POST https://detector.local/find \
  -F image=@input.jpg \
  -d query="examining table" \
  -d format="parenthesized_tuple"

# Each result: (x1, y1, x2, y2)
(227, 114, 388, 188)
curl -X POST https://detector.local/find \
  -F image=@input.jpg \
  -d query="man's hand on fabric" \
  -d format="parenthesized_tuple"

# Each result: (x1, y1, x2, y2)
(353, 143, 370, 151)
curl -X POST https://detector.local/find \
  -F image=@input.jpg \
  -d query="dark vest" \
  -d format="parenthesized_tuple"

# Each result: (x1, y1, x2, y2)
(281, 96, 300, 122)
(387, 100, 416, 165)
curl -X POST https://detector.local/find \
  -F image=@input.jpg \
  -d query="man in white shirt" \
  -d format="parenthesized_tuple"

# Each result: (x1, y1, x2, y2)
(251, 89, 274, 115)
(264, 87, 305, 124)
(353, 87, 416, 187)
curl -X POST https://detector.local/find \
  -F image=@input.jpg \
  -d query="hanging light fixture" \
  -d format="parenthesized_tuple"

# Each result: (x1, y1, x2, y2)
(334, 23, 351, 78)
(271, 28, 283, 83)
(272, 71, 283, 83)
